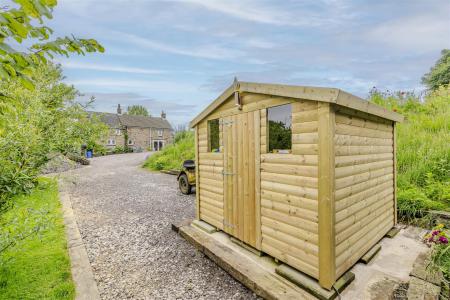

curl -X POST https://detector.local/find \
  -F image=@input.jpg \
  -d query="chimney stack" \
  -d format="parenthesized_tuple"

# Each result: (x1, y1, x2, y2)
(161, 110, 166, 119)
(117, 104, 122, 115)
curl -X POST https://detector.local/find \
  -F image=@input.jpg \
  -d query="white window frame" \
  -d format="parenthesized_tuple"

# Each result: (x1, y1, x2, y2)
(157, 129, 163, 137)
(128, 139, 134, 145)
(115, 129, 121, 135)
(107, 139, 116, 146)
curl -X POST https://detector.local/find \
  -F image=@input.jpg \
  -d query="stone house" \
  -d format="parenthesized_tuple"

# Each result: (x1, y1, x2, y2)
(93, 105, 173, 152)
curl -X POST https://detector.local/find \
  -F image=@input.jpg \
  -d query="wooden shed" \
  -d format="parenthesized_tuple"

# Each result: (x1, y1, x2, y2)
(190, 80, 403, 290)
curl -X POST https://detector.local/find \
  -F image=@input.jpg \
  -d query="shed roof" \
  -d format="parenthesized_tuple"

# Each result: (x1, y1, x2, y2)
(190, 81, 403, 127)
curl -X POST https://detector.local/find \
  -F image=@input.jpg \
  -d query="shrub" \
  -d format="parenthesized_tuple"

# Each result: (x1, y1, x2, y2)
(143, 131, 195, 171)
(0, 63, 107, 206)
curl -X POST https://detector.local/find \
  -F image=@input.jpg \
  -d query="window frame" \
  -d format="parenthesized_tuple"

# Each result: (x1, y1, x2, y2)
(207, 119, 220, 153)
(266, 103, 293, 154)
(157, 129, 163, 137)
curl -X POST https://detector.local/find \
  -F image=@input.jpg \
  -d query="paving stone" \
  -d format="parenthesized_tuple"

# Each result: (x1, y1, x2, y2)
(410, 251, 443, 286)
(407, 277, 441, 300)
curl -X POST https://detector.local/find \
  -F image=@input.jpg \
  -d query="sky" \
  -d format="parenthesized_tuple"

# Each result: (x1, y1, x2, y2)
(48, 0, 450, 126)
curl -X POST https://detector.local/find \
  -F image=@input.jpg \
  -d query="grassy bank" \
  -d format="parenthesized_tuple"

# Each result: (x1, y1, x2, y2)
(370, 87, 450, 219)
(144, 131, 195, 171)
(0, 178, 74, 299)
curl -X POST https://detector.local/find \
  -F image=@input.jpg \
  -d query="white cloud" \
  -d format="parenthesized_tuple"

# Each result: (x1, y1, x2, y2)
(177, 0, 350, 27)
(66, 78, 199, 93)
(60, 61, 166, 74)
(113, 32, 243, 60)
(366, 14, 450, 52)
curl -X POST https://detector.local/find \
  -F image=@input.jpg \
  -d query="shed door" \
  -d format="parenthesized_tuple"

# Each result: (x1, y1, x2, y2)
(222, 110, 261, 249)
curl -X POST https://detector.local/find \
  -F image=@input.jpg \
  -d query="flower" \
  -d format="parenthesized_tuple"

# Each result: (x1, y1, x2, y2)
(432, 230, 439, 236)
(439, 236, 448, 244)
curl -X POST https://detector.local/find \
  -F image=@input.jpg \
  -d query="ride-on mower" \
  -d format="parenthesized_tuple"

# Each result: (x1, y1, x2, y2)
(177, 160, 196, 194)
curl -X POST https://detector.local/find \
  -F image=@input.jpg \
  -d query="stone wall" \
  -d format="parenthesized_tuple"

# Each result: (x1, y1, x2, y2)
(127, 127, 173, 151)
(103, 128, 125, 150)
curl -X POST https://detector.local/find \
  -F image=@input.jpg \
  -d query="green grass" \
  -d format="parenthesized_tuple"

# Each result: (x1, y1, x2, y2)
(0, 178, 75, 300)
(144, 131, 195, 171)
(370, 86, 450, 220)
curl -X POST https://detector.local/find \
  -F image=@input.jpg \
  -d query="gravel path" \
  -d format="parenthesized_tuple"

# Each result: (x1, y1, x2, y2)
(61, 152, 257, 300)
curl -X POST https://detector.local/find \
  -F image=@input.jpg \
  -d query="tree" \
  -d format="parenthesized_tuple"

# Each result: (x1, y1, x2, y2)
(127, 105, 149, 116)
(268, 120, 291, 152)
(0, 62, 108, 205)
(0, 0, 104, 92)
(422, 49, 450, 90)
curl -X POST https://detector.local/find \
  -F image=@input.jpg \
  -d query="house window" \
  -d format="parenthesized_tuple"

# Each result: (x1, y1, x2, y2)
(115, 129, 121, 135)
(128, 140, 134, 145)
(267, 104, 292, 153)
(157, 129, 163, 137)
(107, 139, 116, 146)
(208, 119, 220, 152)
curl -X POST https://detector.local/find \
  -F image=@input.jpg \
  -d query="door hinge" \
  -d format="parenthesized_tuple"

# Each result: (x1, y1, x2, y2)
(219, 120, 234, 126)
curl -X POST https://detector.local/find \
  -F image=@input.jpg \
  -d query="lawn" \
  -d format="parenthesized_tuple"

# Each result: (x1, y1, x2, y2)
(0, 178, 75, 300)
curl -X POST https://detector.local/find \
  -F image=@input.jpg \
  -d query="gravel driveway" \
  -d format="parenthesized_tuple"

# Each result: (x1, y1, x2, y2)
(61, 152, 257, 300)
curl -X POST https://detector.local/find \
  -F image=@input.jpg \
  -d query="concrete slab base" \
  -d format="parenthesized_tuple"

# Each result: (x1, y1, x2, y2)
(230, 237, 263, 257)
(191, 219, 217, 234)
(341, 226, 429, 299)
(178, 224, 316, 300)
(360, 243, 382, 264)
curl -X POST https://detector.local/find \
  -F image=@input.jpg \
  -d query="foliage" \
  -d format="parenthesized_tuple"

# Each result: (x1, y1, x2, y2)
(425, 224, 450, 292)
(113, 145, 132, 154)
(369, 86, 450, 220)
(422, 49, 450, 91)
(143, 131, 194, 171)
(127, 105, 149, 116)
(0, 0, 104, 91)
(0, 63, 108, 206)
(0, 178, 75, 299)
(268, 120, 292, 152)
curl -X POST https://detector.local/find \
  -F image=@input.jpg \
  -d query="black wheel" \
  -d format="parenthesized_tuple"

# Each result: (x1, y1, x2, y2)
(179, 173, 192, 195)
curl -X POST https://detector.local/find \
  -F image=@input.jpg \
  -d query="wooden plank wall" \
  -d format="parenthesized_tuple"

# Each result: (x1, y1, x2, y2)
(197, 120, 224, 230)
(334, 107, 395, 278)
(260, 100, 320, 279)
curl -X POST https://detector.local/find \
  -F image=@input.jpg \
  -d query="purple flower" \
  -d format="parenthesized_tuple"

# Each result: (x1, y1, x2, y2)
(432, 230, 439, 236)
(439, 236, 448, 244)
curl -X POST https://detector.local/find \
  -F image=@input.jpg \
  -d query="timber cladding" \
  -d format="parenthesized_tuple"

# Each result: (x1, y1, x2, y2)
(191, 80, 402, 290)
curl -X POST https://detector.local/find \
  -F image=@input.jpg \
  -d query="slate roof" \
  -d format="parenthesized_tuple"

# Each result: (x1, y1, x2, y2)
(89, 111, 172, 130)
(118, 114, 172, 129)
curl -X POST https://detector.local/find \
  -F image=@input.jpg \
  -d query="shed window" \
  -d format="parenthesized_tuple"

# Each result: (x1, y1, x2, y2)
(208, 119, 220, 152)
(268, 104, 292, 153)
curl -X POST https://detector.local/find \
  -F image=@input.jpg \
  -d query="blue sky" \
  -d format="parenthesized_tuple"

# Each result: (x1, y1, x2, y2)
(49, 0, 450, 126)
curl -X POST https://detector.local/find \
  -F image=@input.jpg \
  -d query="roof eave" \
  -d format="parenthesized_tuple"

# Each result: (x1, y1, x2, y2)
(190, 81, 404, 127)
